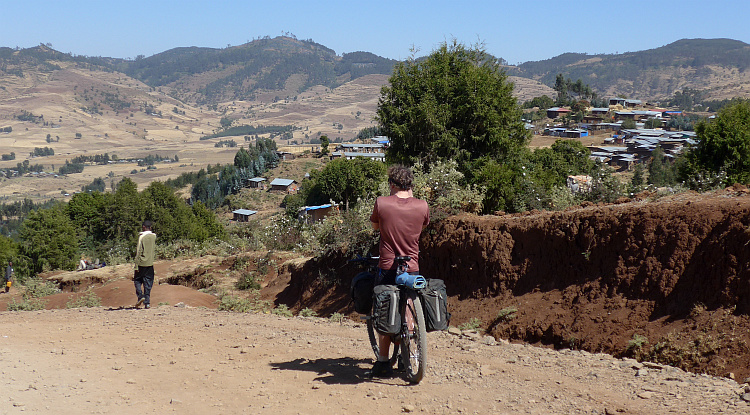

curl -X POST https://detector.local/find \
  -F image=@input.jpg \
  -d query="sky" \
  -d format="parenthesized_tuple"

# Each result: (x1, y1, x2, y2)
(2, 0, 748, 65)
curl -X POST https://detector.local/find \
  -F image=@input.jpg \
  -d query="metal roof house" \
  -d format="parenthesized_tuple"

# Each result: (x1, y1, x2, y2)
(269, 178, 299, 193)
(232, 209, 257, 222)
(298, 203, 339, 224)
(248, 177, 267, 189)
(546, 107, 572, 119)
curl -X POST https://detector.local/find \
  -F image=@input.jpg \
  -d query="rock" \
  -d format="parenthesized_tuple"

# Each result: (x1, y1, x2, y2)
(637, 391, 654, 399)
(636, 369, 649, 377)
(402, 404, 416, 412)
(170, 398, 182, 404)
(481, 336, 497, 346)
(447, 327, 462, 336)
(174, 302, 186, 308)
(742, 393, 750, 403)
(462, 331, 481, 340)
(642, 362, 664, 370)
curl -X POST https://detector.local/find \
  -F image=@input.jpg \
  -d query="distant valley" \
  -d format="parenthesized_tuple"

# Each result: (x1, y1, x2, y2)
(0, 36, 748, 202)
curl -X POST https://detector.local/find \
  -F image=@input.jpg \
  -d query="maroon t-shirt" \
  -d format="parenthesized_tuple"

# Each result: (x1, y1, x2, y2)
(370, 195, 429, 272)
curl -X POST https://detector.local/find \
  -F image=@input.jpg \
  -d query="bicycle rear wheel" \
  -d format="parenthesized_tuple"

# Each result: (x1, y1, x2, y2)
(366, 317, 400, 365)
(400, 293, 427, 383)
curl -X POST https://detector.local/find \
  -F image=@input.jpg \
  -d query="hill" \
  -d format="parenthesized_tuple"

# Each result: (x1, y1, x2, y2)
(509, 38, 750, 101)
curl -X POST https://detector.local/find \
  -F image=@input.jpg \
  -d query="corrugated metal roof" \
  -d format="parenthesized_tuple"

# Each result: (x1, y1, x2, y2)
(249, 177, 266, 182)
(304, 204, 332, 211)
(232, 209, 257, 216)
(270, 178, 296, 187)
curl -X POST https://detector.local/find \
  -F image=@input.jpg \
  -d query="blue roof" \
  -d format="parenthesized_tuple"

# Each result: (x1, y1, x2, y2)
(304, 204, 332, 211)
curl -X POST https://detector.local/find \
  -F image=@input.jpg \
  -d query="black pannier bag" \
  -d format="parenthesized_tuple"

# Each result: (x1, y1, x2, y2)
(372, 284, 401, 335)
(350, 271, 375, 314)
(420, 279, 451, 332)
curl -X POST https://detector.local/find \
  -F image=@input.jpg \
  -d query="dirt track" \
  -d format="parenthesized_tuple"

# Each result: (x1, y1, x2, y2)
(1, 307, 748, 415)
(2, 188, 750, 413)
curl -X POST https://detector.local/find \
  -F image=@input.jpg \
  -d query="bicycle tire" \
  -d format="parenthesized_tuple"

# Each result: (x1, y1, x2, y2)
(366, 317, 400, 365)
(400, 293, 427, 384)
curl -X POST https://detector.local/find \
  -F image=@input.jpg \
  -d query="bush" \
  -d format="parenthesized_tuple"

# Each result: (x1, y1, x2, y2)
(299, 307, 317, 317)
(235, 271, 261, 290)
(22, 277, 60, 298)
(66, 289, 101, 308)
(272, 304, 293, 317)
(412, 160, 485, 216)
(7, 297, 47, 311)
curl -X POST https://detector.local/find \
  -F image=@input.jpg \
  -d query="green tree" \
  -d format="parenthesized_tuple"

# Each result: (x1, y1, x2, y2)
(648, 146, 676, 186)
(630, 163, 645, 193)
(320, 135, 330, 156)
(307, 158, 386, 209)
(234, 147, 252, 169)
(19, 204, 79, 274)
(376, 40, 529, 173)
(621, 119, 637, 129)
(683, 99, 750, 185)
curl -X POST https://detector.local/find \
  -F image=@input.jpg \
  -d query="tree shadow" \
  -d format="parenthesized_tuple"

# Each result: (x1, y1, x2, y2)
(270, 357, 407, 385)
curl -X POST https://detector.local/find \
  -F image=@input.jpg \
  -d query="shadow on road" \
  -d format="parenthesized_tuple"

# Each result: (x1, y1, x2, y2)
(270, 357, 392, 385)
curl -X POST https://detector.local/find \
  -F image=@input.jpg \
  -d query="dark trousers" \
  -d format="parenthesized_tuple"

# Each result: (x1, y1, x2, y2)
(134, 266, 154, 306)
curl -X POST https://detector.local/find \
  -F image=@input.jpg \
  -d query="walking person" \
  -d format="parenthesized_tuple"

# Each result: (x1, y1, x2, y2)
(369, 165, 429, 377)
(133, 220, 156, 309)
(4, 261, 13, 293)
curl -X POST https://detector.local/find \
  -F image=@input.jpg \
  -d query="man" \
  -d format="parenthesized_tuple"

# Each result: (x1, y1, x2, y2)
(369, 165, 429, 377)
(133, 220, 156, 309)
(4, 261, 12, 293)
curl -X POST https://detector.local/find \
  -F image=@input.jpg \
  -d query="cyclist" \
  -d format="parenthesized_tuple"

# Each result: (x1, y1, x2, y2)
(369, 165, 429, 377)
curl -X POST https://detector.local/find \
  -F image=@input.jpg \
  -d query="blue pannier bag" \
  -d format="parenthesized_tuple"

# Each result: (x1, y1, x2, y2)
(395, 272, 426, 289)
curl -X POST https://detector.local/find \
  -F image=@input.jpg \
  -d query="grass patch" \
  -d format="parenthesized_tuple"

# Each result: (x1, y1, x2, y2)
(496, 306, 517, 322)
(66, 289, 102, 309)
(299, 307, 317, 317)
(328, 312, 345, 324)
(7, 297, 47, 311)
(458, 317, 482, 331)
(272, 304, 293, 317)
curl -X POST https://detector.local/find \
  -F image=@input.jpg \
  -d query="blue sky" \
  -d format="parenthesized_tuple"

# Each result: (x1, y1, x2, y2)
(2, 0, 747, 64)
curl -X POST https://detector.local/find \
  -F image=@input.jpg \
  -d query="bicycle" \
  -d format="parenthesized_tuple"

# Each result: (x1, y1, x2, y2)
(350, 255, 427, 384)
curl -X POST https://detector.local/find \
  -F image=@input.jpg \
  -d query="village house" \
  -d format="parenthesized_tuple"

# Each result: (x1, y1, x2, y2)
(248, 177, 266, 189)
(298, 203, 339, 224)
(546, 107, 572, 119)
(269, 178, 299, 193)
(232, 209, 257, 222)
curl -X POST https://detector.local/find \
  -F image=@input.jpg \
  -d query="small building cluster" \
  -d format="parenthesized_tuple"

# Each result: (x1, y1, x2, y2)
(329, 136, 388, 162)
(543, 98, 694, 171)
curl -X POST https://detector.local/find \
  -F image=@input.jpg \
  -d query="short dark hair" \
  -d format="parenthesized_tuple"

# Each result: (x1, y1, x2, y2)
(387, 165, 414, 190)
(142, 220, 153, 229)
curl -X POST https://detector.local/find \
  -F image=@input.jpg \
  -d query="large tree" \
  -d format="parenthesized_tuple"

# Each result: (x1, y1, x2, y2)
(683, 99, 750, 186)
(19, 204, 79, 273)
(376, 41, 529, 174)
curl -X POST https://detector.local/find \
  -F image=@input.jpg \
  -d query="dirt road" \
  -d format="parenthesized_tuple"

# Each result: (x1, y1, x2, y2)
(1, 307, 747, 415)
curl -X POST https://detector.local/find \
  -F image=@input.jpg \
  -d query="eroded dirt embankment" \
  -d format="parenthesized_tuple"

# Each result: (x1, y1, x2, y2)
(285, 188, 750, 380)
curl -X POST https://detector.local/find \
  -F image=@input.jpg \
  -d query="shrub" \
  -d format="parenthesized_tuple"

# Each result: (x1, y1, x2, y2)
(412, 160, 485, 216)
(235, 271, 260, 290)
(272, 304, 293, 317)
(22, 277, 59, 298)
(7, 297, 47, 311)
(496, 306, 517, 322)
(626, 333, 649, 359)
(328, 312, 345, 323)
(458, 318, 482, 331)
(299, 307, 317, 317)
(66, 289, 102, 308)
